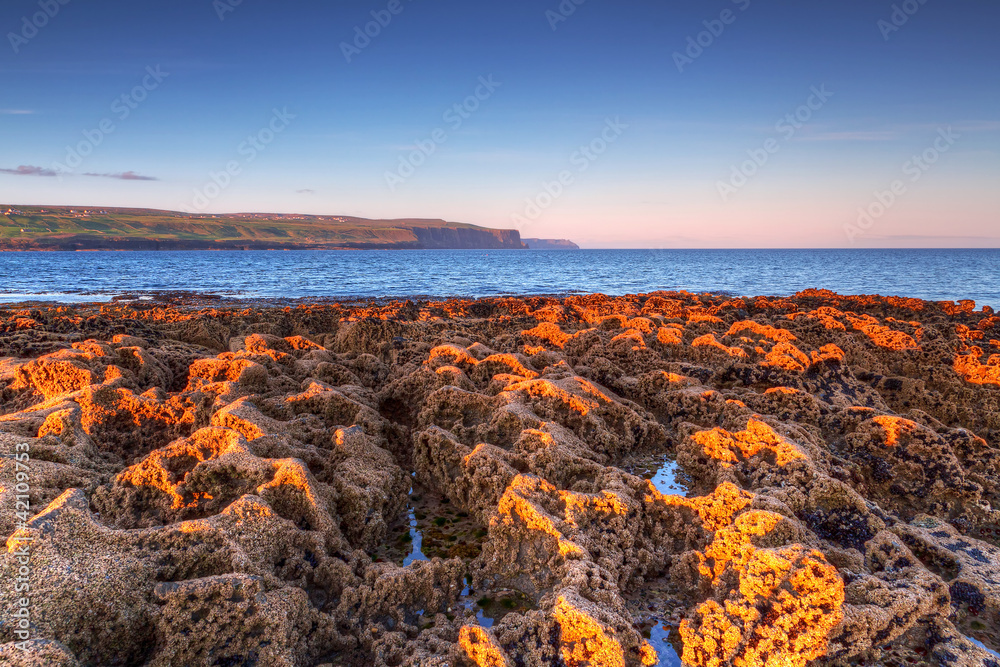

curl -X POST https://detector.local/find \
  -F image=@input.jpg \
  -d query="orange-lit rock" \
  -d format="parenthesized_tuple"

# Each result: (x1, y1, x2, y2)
(681, 546, 844, 667)
(554, 595, 626, 667)
(690, 418, 805, 468)
(459, 626, 512, 667)
(186, 355, 268, 390)
(726, 320, 797, 343)
(688, 313, 724, 325)
(656, 325, 684, 346)
(684, 481, 754, 532)
(11, 357, 96, 400)
(954, 349, 1000, 386)
(809, 343, 845, 366)
(522, 321, 571, 348)
(872, 414, 918, 447)
(3, 290, 1000, 666)
(611, 329, 646, 351)
(847, 313, 920, 350)
(762, 341, 811, 372)
(692, 333, 749, 359)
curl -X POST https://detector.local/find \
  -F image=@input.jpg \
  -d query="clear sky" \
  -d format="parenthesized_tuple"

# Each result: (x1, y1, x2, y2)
(1, 0, 998, 248)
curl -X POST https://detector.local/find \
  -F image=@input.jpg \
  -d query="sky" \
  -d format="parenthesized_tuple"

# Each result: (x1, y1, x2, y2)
(1, 0, 998, 248)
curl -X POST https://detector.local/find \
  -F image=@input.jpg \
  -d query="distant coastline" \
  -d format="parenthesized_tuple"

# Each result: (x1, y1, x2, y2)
(522, 238, 580, 250)
(0, 205, 577, 252)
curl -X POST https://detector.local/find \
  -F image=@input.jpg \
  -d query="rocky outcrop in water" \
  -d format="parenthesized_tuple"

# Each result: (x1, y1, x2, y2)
(1, 290, 999, 666)
(522, 239, 580, 250)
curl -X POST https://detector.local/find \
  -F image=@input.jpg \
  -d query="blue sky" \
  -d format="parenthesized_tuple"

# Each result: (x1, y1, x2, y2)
(1, 0, 998, 247)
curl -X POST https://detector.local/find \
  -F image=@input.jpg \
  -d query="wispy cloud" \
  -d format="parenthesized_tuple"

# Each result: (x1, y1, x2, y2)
(884, 121, 1000, 134)
(0, 109, 35, 115)
(0, 165, 57, 176)
(953, 120, 1000, 132)
(796, 130, 901, 142)
(83, 171, 158, 181)
(1, 166, 158, 180)
(444, 149, 546, 163)
(296, 188, 315, 194)
(1, 58, 233, 77)
(794, 121, 1000, 143)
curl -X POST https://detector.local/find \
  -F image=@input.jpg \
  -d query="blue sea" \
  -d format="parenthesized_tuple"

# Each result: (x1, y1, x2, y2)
(0, 249, 998, 309)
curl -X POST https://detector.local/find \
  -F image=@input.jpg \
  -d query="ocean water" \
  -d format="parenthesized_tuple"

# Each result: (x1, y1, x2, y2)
(0, 248, 998, 308)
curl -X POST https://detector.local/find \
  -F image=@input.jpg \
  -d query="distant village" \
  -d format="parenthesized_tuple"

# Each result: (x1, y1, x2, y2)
(4, 208, 110, 217)
(3, 207, 350, 224)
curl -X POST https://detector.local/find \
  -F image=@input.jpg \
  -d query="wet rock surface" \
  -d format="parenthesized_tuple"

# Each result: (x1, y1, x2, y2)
(1, 289, 999, 666)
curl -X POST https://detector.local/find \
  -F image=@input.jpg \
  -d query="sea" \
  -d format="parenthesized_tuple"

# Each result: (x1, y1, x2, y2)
(0, 248, 998, 309)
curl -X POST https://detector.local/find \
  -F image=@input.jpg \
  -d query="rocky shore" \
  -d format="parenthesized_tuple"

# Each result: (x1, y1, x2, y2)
(1, 290, 999, 666)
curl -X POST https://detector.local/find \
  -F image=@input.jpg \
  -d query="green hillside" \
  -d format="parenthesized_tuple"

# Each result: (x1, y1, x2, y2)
(0, 206, 527, 250)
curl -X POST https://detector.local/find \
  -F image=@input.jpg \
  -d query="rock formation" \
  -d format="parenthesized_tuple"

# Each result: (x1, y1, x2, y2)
(522, 239, 581, 250)
(2, 289, 999, 666)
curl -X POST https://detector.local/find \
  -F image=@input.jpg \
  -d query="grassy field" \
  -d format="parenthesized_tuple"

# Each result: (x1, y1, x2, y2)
(0, 205, 498, 246)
